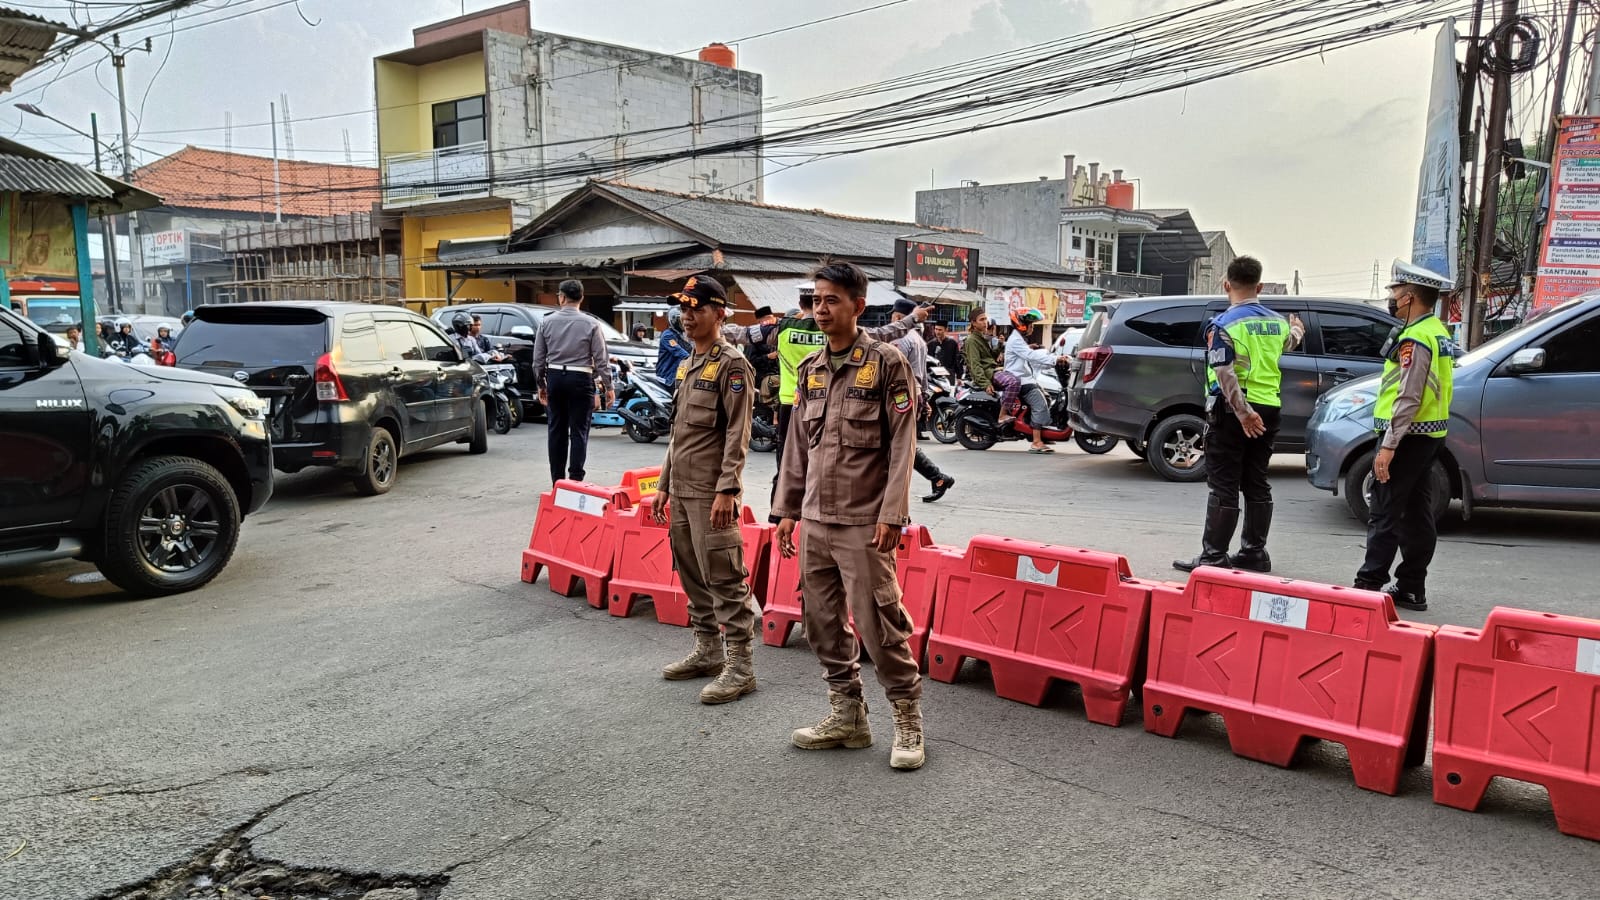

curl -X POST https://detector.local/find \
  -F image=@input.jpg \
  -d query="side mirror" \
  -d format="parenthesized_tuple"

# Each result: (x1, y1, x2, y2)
(35, 332, 67, 369)
(510, 325, 536, 339)
(1506, 347, 1545, 374)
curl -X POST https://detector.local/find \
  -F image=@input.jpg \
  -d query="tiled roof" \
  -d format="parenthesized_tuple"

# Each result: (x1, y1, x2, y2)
(131, 146, 378, 218)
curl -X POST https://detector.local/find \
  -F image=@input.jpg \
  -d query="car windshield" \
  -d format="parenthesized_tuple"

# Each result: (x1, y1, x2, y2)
(1455, 297, 1591, 367)
(20, 297, 82, 331)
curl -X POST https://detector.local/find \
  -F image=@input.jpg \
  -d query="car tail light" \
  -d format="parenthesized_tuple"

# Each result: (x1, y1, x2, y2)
(1077, 346, 1113, 383)
(314, 352, 348, 401)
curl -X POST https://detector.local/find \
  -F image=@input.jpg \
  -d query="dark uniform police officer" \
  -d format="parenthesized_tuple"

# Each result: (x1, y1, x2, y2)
(1353, 260, 1456, 611)
(654, 275, 761, 704)
(774, 259, 926, 771)
(531, 279, 613, 484)
(1175, 256, 1304, 573)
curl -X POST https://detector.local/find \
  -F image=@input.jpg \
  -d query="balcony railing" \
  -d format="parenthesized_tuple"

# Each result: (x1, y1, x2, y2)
(1093, 270, 1164, 296)
(382, 141, 490, 207)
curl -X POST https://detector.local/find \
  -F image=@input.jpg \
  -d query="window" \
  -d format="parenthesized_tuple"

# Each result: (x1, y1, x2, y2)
(432, 96, 485, 148)
(340, 317, 383, 363)
(1537, 314, 1600, 373)
(1317, 310, 1391, 359)
(0, 320, 28, 367)
(1097, 239, 1115, 274)
(1071, 235, 1082, 250)
(411, 322, 460, 363)
(175, 318, 326, 367)
(472, 312, 506, 335)
(1127, 306, 1208, 347)
(376, 320, 422, 362)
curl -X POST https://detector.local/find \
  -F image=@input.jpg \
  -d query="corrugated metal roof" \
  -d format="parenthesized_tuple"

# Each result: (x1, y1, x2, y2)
(0, 9, 65, 91)
(421, 242, 697, 270)
(0, 151, 114, 198)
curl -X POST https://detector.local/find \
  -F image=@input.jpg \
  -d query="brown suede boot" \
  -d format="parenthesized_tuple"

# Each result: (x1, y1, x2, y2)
(889, 698, 925, 770)
(661, 632, 724, 681)
(699, 640, 756, 704)
(791, 690, 873, 750)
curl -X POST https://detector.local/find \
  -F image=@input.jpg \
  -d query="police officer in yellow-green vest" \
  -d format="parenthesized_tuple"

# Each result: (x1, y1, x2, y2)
(1175, 256, 1303, 573)
(1353, 260, 1456, 612)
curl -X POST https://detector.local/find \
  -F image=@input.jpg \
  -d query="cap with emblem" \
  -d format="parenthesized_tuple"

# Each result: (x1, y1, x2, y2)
(1386, 259, 1452, 291)
(673, 274, 729, 309)
(892, 298, 918, 316)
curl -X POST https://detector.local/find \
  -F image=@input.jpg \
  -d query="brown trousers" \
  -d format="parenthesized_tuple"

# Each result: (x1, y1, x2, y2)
(799, 520, 923, 701)
(668, 494, 757, 643)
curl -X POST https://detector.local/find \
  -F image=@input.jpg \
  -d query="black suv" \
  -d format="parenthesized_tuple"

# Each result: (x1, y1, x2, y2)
(1068, 295, 1399, 482)
(176, 302, 489, 495)
(0, 307, 272, 596)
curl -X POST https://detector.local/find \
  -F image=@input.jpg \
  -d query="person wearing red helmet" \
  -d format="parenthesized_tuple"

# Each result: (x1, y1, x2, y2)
(1004, 308, 1072, 453)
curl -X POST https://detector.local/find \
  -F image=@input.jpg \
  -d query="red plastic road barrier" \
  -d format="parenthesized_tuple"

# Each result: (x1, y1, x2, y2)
(521, 480, 631, 608)
(1143, 568, 1436, 794)
(618, 466, 661, 505)
(608, 500, 771, 628)
(761, 525, 951, 666)
(1432, 607, 1600, 840)
(927, 537, 1152, 726)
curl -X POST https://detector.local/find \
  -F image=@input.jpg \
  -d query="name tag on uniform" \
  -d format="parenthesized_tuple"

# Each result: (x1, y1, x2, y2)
(693, 379, 718, 392)
(846, 387, 881, 401)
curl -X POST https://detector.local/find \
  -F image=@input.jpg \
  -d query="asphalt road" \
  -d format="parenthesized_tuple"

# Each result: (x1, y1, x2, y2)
(3, 425, 1598, 899)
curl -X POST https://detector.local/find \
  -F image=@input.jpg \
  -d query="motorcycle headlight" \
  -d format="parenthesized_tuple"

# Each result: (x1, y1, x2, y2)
(1324, 389, 1376, 422)
(212, 385, 267, 419)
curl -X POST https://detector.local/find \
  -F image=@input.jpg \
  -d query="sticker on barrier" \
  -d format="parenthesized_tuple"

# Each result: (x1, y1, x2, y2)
(608, 499, 771, 628)
(521, 480, 631, 608)
(619, 466, 661, 505)
(1142, 568, 1436, 795)
(926, 536, 1152, 726)
(1432, 607, 1600, 841)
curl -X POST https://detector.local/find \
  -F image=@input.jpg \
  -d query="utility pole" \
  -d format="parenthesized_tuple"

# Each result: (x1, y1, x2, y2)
(1467, 0, 1518, 349)
(111, 35, 151, 314)
(90, 113, 122, 314)
(1293, 269, 1301, 295)
(270, 101, 282, 223)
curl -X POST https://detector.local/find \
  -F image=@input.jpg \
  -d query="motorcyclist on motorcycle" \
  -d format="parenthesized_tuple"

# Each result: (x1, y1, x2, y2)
(449, 313, 501, 364)
(180, 310, 195, 327)
(1005, 308, 1072, 454)
(107, 319, 141, 357)
(656, 305, 690, 388)
(154, 325, 176, 352)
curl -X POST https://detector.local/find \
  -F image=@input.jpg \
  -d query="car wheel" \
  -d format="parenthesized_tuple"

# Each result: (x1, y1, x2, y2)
(956, 419, 996, 451)
(932, 405, 960, 444)
(1344, 449, 1452, 524)
(1147, 414, 1208, 482)
(468, 403, 489, 455)
(509, 397, 525, 428)
(96, 456, 242, 597)
(1128, 439, 1148, 459)
(354, 428, 399, 495)
(1073, 432, 1118, 455)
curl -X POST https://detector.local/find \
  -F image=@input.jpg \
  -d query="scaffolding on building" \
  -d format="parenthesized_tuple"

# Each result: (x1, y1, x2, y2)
(218, 211, 401, 304)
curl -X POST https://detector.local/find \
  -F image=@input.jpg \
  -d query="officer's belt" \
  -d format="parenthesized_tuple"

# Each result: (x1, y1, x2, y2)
(545, 364, 594, 373)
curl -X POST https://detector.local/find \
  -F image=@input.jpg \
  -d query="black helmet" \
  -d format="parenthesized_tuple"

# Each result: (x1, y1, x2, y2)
(451, 313, 471, 335)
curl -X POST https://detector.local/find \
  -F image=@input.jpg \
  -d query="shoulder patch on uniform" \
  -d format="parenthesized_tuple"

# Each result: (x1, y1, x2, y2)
(1398, 342, 1415, 368)
(855, 360, 878, 387)
(891, 381, 912, 414)
(710, 344, 723, 359)
(850, 346, 865, 363)
(729, 370, 745, 393)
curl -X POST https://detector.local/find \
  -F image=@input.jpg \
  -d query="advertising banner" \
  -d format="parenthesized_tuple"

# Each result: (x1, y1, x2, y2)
(10, 197, 78, 280)
(896, 239, 979, 292)
(1411, 19, 1461, 282)
(142, 230, 189, 265)
(1531, 116, 1600, 313)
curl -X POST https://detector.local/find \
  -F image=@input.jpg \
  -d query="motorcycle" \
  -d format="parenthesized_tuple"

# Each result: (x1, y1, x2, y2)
(481, 361, 521, 435)
(956, 359, 1118, 453)
(927, 363, 961, 444)
(612, 359, 675, 443)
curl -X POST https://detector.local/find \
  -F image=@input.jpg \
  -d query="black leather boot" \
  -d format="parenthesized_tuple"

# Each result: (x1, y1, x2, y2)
(913, 448, 954, 502)
(1174, 498, 1239, 573)
(1229, 501, 1273, 572)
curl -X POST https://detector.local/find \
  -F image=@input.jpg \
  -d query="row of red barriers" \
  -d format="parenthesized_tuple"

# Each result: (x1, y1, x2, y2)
(522, 478, 1600, 842)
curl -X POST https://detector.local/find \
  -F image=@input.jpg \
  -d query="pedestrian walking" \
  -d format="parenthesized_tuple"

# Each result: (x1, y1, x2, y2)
(891, 299, 955, 503)
(1353, 260, 1456, 611)
(1174, 256, 1304, 573)
(773, 259, 925, 771)
(531, 279, 613, 485)
(652, 275, 761, 703)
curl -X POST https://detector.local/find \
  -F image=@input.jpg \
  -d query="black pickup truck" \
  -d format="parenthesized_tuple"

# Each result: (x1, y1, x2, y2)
(0, 307, 273, 597)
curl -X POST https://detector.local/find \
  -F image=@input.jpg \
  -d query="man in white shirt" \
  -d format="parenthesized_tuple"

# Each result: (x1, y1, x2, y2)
(1003, 308, 1071, 453)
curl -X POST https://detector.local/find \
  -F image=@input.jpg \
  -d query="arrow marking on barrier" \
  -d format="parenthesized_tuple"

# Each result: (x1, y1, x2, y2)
(972, 590, 1008, 644)
(1046, 605, 1086, 660)
(1197, 633, 1237, 692)
(1297, 652, 1344, 717)
(1503, 686, 1560, 761)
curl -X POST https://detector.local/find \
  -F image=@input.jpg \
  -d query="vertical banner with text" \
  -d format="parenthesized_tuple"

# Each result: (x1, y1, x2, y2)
(1531, 116, 1600, 314)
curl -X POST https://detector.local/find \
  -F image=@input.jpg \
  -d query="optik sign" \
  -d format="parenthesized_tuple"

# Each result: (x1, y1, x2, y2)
(895, 239, 979, 293)
(141, 230, 189, 265)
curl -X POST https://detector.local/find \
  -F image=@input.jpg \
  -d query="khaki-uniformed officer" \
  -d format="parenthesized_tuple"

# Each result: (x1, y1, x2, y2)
(1354, 259, 1457, 612)
(653, 275, 761, 704)
(774, 259, 925, 771)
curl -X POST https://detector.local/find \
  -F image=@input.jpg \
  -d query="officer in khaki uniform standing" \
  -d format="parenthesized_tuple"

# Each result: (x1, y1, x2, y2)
(654, 275, 761, 704)
(774, 259, 925, 771)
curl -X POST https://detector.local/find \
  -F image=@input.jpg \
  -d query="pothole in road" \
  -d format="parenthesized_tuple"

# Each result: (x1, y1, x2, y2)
(99, 829, 446, 900)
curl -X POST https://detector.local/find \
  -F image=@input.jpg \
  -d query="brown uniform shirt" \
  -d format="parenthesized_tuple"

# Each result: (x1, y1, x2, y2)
(656, 338, 754, 499)
(773, 329, 916, 527)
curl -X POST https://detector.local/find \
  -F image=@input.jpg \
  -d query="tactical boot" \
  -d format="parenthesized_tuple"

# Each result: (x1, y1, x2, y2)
(1173, 497, 1240, 573)
(700, 640, 757, 704)
(791, 690, 873, 750)
(922, 474, 955, 503)
(1229, 501, 1274, 572)
(661, 632, 724, 681)
(889, 697, 926, 771)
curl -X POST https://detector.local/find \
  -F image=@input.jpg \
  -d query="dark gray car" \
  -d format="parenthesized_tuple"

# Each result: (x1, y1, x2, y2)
(1306, 293, 1600, 522)
(1068, 295, 1400, 481)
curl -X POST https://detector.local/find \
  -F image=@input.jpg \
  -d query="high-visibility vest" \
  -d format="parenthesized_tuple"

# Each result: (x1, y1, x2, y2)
(1205, 303, 1289, 407)
(1374, 313, 1453, 437)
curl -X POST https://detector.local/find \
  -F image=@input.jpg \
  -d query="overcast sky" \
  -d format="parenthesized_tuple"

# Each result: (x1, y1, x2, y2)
(8, 0, 1458, 294)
